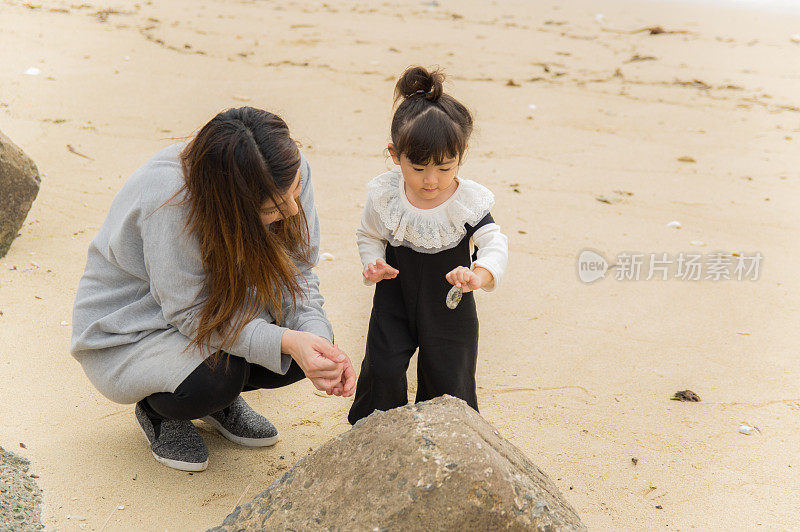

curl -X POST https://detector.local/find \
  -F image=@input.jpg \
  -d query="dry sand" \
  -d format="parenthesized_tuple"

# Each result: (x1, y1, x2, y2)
(1, 0, 799, 529)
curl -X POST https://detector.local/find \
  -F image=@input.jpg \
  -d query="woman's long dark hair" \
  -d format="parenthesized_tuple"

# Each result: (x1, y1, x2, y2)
(178, 107, 309, 362)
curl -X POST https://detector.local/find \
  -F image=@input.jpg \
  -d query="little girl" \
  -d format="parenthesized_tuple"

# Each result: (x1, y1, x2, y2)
(348, 66, 509, 425)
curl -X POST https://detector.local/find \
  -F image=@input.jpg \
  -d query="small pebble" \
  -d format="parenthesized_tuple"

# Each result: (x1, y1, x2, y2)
(445, 285, 462, 310)
(739, 423, 759, 435)
(672, 390, 701, 402)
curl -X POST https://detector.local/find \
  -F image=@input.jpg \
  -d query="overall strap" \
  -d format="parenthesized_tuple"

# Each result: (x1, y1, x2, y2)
(465, 212, 494, 238)
(465, 212, 494, 262)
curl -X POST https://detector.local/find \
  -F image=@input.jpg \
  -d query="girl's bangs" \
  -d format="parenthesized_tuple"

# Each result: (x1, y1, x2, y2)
(397, 110, 465, 165)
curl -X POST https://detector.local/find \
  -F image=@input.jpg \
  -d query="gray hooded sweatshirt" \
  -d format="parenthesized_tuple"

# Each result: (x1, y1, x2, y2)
(70, 143, 333, 404)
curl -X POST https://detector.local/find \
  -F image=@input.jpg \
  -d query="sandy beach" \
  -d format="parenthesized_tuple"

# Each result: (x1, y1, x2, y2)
(1, 0, 799, 529)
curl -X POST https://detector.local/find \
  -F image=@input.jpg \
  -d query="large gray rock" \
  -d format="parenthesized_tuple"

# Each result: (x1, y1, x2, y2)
(0, 130, 41, 258)
(0, 446, 43, 531)
(211, 395, 585, 531)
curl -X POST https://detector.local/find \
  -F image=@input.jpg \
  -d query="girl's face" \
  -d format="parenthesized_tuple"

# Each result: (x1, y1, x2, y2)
(389, 145, 459, 207)
(259, 169, 302, 225)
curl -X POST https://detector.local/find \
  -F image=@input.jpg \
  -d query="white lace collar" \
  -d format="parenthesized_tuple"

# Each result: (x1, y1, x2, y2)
(367, 169, 494, 252)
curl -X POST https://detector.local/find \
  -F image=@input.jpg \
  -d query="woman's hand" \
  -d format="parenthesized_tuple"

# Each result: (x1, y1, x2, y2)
(445, 265, 494, 293)
(363, 259, 399, 284)
(280, 330, 356, 396)
(324, 344, 357, 397)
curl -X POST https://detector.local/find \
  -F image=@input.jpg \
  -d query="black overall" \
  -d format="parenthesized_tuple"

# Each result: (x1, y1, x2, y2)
(348, 213, 494, 425)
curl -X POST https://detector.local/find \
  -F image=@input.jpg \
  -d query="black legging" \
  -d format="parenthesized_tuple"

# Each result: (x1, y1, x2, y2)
(142, 354, 305, 421)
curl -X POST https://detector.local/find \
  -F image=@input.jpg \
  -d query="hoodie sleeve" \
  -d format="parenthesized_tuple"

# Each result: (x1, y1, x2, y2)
(140, 185, 292, 374)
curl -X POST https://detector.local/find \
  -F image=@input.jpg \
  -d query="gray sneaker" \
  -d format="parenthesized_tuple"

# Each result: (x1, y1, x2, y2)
(135, 403, 209, 472)
(202, 396, 279, 447)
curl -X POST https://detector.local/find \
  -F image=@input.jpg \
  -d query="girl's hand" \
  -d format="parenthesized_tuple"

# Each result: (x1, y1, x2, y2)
(445, 265, 492, 293)
(363, 259, 399, 284)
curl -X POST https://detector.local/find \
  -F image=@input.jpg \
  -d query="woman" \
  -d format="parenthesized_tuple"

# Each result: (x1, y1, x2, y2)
(71, 107, 355, 472)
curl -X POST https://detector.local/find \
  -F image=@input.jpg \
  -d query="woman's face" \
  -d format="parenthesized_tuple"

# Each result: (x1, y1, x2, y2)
(259, 169, 302, 225)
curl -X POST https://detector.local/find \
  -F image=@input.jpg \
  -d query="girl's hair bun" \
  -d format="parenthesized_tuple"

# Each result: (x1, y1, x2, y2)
(394, 66, 444, 103)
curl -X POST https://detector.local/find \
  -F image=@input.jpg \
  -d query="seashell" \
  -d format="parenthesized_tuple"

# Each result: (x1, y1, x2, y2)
(445, 285, 463, 310)
(738, 422, 759, 435)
